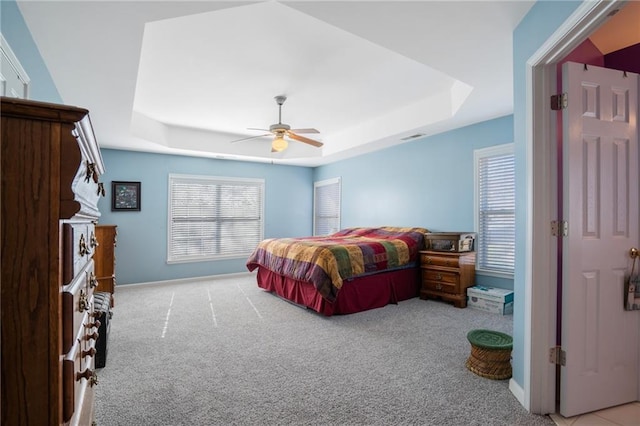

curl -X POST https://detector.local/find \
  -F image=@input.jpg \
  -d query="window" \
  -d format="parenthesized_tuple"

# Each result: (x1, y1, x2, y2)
(314, 177, 341, 236)
(167, 174, 264, 263)
(474, 144, 515, 276)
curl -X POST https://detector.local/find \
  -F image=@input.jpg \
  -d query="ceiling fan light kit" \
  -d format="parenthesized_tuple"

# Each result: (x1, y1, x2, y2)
(231, 95, 323, 153)
(271, 135, 288, 152)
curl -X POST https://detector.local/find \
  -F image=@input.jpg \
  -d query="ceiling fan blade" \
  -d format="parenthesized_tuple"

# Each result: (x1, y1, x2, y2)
(247, 127, 271, 132)
(230, 133, 271, 143)
(289, 128, 320, 134)
(287, 131, 323, 147)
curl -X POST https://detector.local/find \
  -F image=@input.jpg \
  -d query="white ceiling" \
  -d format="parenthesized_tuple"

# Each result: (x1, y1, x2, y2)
(17, 1, 534, 166)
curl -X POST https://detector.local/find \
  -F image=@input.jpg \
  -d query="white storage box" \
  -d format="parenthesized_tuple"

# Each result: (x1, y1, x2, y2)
(467, 286, 514, 315)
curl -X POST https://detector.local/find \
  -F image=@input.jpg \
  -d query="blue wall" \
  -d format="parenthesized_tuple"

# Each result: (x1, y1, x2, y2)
(99, 114, 514, 286)
(314, 116, 515, 291)
(0, 0, 61, 102)
(98, 149, 313, 284)
(512, 0, 582, 393)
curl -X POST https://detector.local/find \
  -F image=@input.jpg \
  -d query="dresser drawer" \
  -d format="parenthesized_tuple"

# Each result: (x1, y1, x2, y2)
(63, 337, 97, 424)
(420, 253, 460, 268)
(62, 260, 97, 354)
(63, 222, 97, 285)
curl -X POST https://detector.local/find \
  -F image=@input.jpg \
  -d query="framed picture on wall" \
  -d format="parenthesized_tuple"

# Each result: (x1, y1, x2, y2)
(112, 181, 141, 211)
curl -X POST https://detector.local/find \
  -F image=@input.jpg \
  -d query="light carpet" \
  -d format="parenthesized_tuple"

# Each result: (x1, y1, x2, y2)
(94, 274, 554, 426)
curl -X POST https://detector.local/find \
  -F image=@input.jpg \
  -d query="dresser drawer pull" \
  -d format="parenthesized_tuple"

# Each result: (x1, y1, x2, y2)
(86, 320, 101, 329)
(436, 273, 443, 281)
(85, 331, 99, 342)
(85, 162, 96, 183)
(89, 272, 98, 289)
(77, 368, 99, 386)
(79, 234, 88, 257)
(79, 289, 90, 312)
(425, 257, 432, 264)
(90, 231, 99, 249)
(436, 283, 442, 290)
(82, 347, 97, 358)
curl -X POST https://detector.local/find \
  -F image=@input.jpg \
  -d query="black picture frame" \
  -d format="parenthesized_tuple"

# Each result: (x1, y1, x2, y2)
(111, 181, 141, 211)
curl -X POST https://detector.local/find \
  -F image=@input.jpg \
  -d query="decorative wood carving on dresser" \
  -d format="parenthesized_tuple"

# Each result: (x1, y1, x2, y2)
(94, 224, 118, 307)
(1, 97, 105, 425)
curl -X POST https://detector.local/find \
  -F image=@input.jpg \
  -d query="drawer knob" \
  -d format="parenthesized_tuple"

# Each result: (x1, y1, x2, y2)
(79, 290, 90, 312)
(90, 231, 99, 249)
(97, 182, 106, 197)
(89, 272, 98, 288)
(82, 347, 97, 358)
(436, 273, 443, 281)
(85, 331, 99, 342)
(86, 320, 101, 329)
(85, 162, 96, 183)
(77, 368, 94, 381)
(77, 369, 99, 386)
(79, 234, 88, 257)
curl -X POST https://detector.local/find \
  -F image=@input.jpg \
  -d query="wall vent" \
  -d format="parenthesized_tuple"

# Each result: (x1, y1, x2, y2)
(401, 133, 425, 141)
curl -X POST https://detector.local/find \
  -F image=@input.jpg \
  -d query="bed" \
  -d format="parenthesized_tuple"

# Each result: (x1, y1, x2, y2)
(246, 226, 428, 316)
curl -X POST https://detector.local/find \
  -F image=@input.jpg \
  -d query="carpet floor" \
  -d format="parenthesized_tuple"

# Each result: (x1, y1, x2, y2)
(94, 274, 554, 425)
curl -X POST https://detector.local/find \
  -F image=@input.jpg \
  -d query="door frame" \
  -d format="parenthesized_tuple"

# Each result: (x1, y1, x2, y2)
(525, 0, 628, 414)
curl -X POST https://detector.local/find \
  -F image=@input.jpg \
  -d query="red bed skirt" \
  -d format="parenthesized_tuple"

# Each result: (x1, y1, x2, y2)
(255, 267, 420, 316)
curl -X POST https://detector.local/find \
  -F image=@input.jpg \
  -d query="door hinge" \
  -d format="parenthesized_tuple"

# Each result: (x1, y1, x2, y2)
(551, 220, 568, 237)
(551, 93, 568, 110)
(549, 346, 566, 366)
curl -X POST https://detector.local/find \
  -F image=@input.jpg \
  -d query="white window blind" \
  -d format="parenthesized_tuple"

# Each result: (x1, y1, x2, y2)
(167, 174, 264, 263)
(474, 144, 515, 275)
(314, 177, 341, 236)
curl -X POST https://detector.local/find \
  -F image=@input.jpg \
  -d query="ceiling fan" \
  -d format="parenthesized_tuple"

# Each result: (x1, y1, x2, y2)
(232, 95, 323, 152)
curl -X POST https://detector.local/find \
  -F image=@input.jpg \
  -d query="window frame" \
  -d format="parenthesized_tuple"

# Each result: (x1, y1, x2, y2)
(167, 173, 264, 264)
(473, 143, 515, 279)
(313, 177, 341, 236)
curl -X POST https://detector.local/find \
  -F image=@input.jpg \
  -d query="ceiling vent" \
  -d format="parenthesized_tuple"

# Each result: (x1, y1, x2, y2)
(401, 133, 425, 141)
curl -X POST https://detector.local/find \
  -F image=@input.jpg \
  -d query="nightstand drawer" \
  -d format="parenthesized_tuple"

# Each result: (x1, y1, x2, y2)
(420, 253, 460, 268)
(422, 269, 460, 285)
(423, 280, 457, 294)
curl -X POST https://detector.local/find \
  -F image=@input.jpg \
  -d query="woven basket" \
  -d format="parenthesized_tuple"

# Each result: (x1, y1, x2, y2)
(465, 329, 513, 380)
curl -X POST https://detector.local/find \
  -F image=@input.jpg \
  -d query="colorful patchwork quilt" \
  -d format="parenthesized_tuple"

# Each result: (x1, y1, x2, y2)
(246, 227, 428, 302)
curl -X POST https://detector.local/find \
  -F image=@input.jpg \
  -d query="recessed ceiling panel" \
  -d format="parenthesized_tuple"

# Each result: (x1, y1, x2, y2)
(132, 1, 460, 155)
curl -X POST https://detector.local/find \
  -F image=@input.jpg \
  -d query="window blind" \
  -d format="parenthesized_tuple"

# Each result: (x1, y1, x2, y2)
(475, 145, 515, 274)
(167, 174, 264, 263)
(314, 177, 341, 236)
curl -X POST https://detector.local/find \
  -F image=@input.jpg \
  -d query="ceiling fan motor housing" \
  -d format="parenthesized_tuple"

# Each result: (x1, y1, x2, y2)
(270, 123, 290, 132)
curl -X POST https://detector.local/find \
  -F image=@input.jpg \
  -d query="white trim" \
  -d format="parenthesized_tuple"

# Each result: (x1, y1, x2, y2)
(115, 271, 255, 289)
(525, 0, 627, 414)
(0, 33, 30, 98)
(510, 378, 526, 408)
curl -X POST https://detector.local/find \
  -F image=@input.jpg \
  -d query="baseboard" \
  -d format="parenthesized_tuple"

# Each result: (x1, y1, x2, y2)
(117, 271, 255, 289)
(509, 378, 527, 410)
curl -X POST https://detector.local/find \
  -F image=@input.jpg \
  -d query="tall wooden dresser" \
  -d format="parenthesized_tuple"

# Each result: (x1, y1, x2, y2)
(1, 97, 105, 425)
(94, 224, 117, 307)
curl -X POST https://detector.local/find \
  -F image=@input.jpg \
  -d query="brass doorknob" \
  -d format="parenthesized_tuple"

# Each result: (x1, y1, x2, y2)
(630, 248, 639, 258)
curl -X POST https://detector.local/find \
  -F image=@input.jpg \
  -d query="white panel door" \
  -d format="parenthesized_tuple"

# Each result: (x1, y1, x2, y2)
(560, 61, 640, 417)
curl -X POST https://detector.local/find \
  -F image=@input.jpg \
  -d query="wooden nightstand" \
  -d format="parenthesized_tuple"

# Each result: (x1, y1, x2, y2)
(419, 250, 476, 308)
